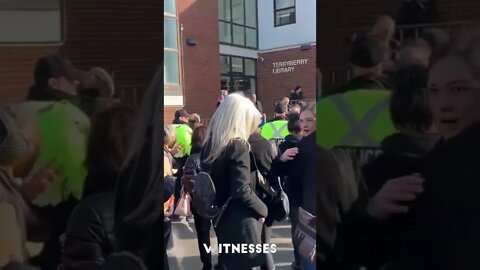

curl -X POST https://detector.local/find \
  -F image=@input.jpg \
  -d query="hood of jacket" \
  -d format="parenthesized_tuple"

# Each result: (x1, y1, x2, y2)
(381, 132, 439, 158)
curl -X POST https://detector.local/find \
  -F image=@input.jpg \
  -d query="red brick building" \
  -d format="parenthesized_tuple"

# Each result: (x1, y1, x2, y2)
(258, 45, 317, 112)
(0, 0, 161, 106)
(165, 0, 317, 122)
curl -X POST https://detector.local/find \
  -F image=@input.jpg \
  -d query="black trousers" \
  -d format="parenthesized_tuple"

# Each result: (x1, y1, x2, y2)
(164, 219, 172, 270)
(289, 205, 301, 263)
(261, 222, 275, 270)
(192, 203, 213, 269)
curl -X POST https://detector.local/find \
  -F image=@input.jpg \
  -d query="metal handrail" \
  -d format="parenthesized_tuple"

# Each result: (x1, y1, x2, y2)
(396, 20, 474, 41)
(324, 21, 475, 90)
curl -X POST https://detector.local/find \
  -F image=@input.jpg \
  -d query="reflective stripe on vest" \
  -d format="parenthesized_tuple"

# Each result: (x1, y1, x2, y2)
(260, 121, 288, 140)
(174, 124, 193, 157)
(330, 95, 390, 146)
(317, 89, 395, 148)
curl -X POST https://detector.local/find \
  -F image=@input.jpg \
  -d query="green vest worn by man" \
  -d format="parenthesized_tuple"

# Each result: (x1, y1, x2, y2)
(172, 124, 192, 158)
(260, 120, 289, 140)
(10, 100, 90, 207)
(317, 89, 395, 149)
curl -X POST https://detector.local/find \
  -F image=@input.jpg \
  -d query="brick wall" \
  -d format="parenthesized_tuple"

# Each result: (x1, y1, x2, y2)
(178, 0, 220, 121)
(317, 0, 480, 92)
(0, 46, 59, 102)
(164, 106, 182, 124)
(258, 46, 316, 115)
(61, 0, 162, 107)
(0, 0, 162, 106)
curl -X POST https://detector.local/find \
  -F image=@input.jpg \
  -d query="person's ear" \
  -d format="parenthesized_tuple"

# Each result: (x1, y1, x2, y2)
(48, 78, 59, 90)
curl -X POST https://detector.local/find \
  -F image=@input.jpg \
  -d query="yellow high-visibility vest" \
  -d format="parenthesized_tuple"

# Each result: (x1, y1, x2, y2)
(260, 120, 289, 140)
(172, 124, 192, 158)
(317, 89, 395, 149)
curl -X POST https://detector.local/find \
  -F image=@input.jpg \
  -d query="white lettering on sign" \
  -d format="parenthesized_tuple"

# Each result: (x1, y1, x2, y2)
(272, 58, 309, 74)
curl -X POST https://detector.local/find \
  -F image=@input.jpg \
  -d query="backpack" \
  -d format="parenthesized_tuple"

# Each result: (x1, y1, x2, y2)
(193, 171, 235, 228)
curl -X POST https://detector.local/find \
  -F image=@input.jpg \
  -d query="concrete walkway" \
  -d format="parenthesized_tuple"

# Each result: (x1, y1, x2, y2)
(167, 218, 296, 270)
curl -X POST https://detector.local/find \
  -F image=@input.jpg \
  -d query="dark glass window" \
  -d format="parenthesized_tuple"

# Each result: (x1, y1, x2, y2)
(275, 0, 296, 27)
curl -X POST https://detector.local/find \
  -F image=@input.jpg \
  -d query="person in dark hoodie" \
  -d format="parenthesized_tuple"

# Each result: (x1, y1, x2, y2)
(333, 35, 392, 96)
(248, 130, 279, 270)
(172, 109, 189, 125)
(62, 106, 135, 270)
(278, 112, 303, 269)
(396, 26, 480, 270)
(287, 103, 316, 270)
(339, 27, 480, 270)
(338, 64, 439, 269)
(181, 125, 212, 270)
(27, 54, 85, 102)
(101, 70, 164, 270)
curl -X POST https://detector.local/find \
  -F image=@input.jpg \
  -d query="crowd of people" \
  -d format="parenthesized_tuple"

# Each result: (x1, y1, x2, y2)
(3, 3, 480, 270)
(316, 11, 480, 270)
(163, 84, 316, 270)
(0, 54, 165, 270)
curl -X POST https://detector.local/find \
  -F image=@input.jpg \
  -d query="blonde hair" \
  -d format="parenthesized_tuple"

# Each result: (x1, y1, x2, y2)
(90, 67, 115, 97)
(204, 93, 261, 163)
(301, 101, 317, 117)
(370, 15, 396, 43)
(431, 24, 480, 78)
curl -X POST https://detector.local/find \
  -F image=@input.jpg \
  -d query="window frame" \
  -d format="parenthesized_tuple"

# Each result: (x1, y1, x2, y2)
(163, 1, 182, 95)
(0, 0, 66, 46)
(220, 54, 257, 94)
(218, 0, 258, 49)
(274, 0, 296, 27)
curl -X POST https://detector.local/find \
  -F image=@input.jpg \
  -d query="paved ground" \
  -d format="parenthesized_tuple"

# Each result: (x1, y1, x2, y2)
(167, 218, 296, 270)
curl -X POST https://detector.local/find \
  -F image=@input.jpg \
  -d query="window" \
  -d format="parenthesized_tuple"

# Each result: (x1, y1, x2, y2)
(164, 0, 176, 15)
(0, 0, 63, 43)
(218, 0, 257, 49)
(232, 25, 245, 46)
(164, 52, 179, 84)
(244, 59, 255, 76)
(220, 56, 230, 74)
(219, 0, 231, 21)
(164, 0, 182, 104)
(219, 22, 232, 43)
(164, 17, 178, 49)
(245, 0, 256, 28)
(274, 0, 296, 27)
(220, 55, 257, 94)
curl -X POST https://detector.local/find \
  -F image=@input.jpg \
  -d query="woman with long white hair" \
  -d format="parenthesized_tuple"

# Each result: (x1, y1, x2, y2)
(201, 93, 268, 269)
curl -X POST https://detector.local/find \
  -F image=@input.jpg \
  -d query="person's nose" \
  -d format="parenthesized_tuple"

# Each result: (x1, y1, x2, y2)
(438, 91, 454, 113)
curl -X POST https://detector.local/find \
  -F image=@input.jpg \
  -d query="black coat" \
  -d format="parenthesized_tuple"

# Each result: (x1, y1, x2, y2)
(399, 123, 480, 270)
(338, 132, 438, 269)
(99, 253, 146, 270)
(62, 192, 115, 270)
(182, 152, 201, 194)
(249, 133, 278, 179)
(249, 133, 279, 225)
(278, 134, 303, 205)
(289, 91, 304, 101)
(291, 132, 316, 214)
(201, 139, 268, 269)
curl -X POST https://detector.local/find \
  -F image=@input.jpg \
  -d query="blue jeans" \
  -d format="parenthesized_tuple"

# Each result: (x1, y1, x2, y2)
(301, 258, 315, 270)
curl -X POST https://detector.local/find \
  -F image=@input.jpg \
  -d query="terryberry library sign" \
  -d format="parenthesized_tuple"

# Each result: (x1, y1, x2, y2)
(272, 58, 309, 74)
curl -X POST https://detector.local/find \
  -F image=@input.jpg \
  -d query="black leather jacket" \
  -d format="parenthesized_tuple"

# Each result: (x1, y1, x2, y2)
(62, 192, 115, 270)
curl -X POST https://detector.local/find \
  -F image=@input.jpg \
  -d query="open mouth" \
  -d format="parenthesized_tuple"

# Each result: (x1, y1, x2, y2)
(440, 119, 459, 124)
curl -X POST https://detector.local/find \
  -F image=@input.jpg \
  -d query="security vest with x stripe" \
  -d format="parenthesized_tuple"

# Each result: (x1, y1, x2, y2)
(316, 89, 395, 149)
(260, 120, 289, 140)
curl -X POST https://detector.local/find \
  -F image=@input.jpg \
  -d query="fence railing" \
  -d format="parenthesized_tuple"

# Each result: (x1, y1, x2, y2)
(322, 21, 475, 92)
(396, 20, 474, 41)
